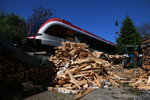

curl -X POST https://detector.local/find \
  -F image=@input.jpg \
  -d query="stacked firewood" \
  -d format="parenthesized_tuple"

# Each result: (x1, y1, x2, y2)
(92, 51, 123, 64)
(129, 70, 150, 90)
(0, 45, 56, 86)
(48, 41, 122, 99)
(141, 37, 150, 69)
(113, 67, 150, 90)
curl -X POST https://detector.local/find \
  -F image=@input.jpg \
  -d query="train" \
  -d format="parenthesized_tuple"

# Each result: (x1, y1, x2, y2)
(27, 18, 116, 53)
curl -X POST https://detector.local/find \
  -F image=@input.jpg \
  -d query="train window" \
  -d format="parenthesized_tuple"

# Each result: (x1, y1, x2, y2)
(82, 35, 92, 45)
(44, 25, 75, 41)
(44, 25, 65, 38)
(66, 30, 75, 41)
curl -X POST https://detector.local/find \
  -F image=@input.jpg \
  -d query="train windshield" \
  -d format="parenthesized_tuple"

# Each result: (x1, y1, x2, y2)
(29, 20, 46, 34)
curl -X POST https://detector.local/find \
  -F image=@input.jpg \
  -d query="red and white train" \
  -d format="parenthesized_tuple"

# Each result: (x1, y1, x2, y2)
(27, 18, 115, 53)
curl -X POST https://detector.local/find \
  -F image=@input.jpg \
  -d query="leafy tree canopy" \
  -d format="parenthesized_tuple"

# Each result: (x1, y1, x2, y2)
(0, 10, 26, 44)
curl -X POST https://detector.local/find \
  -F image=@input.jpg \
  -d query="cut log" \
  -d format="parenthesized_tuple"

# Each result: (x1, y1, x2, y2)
(147, 76, 150, 86)
(74, 88, 94, 99)
(66, 70, 81, 89)
(48, 87, 79, 94)
(109, 78, 120, 87)
(138, 85, 150, 90)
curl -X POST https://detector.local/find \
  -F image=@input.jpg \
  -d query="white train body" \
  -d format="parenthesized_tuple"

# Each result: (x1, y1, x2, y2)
(27, 18, 115, 53)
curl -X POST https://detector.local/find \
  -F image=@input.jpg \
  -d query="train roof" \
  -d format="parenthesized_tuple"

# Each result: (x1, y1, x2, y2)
(40, 18, 116, 46)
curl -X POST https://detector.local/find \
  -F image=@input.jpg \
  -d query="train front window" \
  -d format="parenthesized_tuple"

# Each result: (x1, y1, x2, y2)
(45, 25, 65, 38)
(44, 25, 75, 40)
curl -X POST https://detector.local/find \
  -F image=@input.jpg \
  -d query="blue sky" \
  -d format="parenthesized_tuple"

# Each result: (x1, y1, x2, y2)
(1, 0, 150, 43)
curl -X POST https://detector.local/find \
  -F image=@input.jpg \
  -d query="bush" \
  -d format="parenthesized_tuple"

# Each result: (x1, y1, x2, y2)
(0, 10, 26, 44)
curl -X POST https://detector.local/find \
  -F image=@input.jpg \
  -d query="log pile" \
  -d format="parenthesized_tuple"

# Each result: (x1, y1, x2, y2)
(129, 70, 150, 90)
(48, 41, 122, 99)
(92, 51, 123, 64)
(0, 45, 56, 87)
(48, 41, 150, 99)
(141, 37, 150, 69)
(113, 66, 150, 90)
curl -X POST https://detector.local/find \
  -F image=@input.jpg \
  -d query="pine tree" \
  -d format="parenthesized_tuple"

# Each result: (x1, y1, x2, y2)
(116, 16, 141, 54)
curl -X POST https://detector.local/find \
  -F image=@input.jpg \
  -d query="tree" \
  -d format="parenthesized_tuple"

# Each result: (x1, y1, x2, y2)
(26, 6, 53, 30)
(0, 11, 26, 44)
(0, 10, 5, 19)
(115, 20, 119, 35)
(137, 23, 150, 37)
(116, 16, 141, 54)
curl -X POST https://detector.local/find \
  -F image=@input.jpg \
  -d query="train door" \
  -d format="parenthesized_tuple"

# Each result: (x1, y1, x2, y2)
(75, 32, 82, 42)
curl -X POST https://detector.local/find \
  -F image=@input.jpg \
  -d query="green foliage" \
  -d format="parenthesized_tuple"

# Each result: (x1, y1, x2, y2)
(116, 16, 141, 54)
(0, 10, 26, 44)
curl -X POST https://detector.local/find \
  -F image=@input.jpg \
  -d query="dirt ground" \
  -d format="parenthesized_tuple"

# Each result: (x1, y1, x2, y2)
(24, 86, 150, 100)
